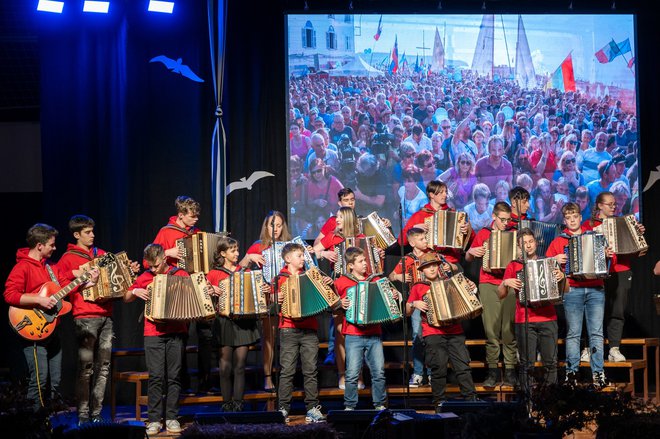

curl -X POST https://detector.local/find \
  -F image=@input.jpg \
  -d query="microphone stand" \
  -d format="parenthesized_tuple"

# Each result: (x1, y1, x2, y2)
(515, 198, 532, 416)
(398, 202, 410, 408)
(267, 218, 280, 404)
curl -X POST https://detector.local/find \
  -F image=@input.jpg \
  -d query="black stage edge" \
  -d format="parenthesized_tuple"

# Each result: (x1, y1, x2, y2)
(194, 411, 285, 424)
(327, 409, 458, 438)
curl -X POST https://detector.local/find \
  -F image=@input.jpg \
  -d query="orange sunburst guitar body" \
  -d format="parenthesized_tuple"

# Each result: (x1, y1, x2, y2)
(8, 254, 113, 341)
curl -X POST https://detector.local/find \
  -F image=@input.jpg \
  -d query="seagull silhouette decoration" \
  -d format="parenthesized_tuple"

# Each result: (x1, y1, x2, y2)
(643, 165, 660, 192)
(226, 171, 275, 195)
(149, 55, 204, 82)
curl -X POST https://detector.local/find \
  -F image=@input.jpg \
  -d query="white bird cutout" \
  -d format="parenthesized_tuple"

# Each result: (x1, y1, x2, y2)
(226, 171, 275, 194)
(643, 165, 660, 192)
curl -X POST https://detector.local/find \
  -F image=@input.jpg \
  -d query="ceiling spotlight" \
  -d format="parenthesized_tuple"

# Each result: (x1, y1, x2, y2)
(36, 0, 64, 13)
(83, 1, 110, 13)
(611, 1, 616, 10)
(569, 1, 573, 10)
(482, 1, 486, 11)
(304, 1, 309, 11)
(437, 1, 442, 10)
(349, 1, 353, 10)
(148, 1, 175, 13)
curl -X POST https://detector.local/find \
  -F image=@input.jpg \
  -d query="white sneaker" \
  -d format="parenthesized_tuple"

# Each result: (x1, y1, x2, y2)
(608, 347, 626, 362)
(145, 422, 161, 435)
(580, 347, 590, 363)
(165, 419, 182, 433)
(305, 405, 326, 423)
(408, 374, 423, 387)
(279, 408, 290, 423)
(374, 405, 387, 411)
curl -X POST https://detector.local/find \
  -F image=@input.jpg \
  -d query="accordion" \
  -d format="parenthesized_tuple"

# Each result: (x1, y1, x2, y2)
(482, 230, 518, 271)
(334, 236, 383, 277)
(176, 232, 227, 274)
(565, 232, 608, 280)
(424, 210, 471, 250)
(405, 258, 427, 285)
(423, 273, 482, 327)
(596, 215, 649, 256)
(346, 278, 402, 325)
(81, 252, 136, 302)
(262, 237, 316, 283)
(519, 220, 562, 259)
(145, 272, 215, 322)
(516, 258, 564, 308)
(216, 270, 268, 318)
(359, 212, 397, 249)
(280, 267, 341, 319)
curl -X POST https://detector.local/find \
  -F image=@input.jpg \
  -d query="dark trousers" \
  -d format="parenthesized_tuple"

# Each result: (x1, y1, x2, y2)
(424, 334, 476, 405)
(75, 317, 113, 418)
(144, 334, 184, 422)
(22, 336, 62, 412)
(515, 320, 558, 390)
(604, 270, 632, 348)
(195, 320, 214, 389)
(277, 328, 319, 411)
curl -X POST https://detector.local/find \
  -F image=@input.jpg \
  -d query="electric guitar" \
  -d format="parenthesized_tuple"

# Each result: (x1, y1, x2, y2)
(8, 254, 112, 341)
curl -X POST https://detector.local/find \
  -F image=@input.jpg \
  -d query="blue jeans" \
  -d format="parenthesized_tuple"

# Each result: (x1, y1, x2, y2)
(563, 287, 605, 373)
(344, 335, 387, 409)
(411, 309, 425, 376)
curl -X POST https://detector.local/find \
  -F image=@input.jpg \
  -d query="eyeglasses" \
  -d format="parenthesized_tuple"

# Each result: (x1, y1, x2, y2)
(497, 216, 512, 222)
(425, 162, 435, 168)
(311, 169, 324, 175)
(459, 160, 470, 165)
(441, 126, 451, 130)
(568, 140, 579, 145)
(600, 202, 617, 208)
(565, 158, 576, 164)
(403, 153, 415, 159)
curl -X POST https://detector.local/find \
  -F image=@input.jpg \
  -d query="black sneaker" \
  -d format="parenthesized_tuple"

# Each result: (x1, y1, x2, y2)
(502, 369, 519, 388)
(434, 400, 447, 414)
(233, 400, 244, 412)
(592, 372, 610, 389)
(565, 371, 578, 387)
(77, 417, 89, 427)
(90, 415, 106, 423)
(221, 401, 234, 412)
(483, 368, 501, 388)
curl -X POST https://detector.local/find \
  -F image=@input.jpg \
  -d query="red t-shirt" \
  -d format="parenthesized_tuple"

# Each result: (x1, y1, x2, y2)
(276, 266, 319, 330)
(407, 282, 463, 337)
(502, 260, 557, 323)
(320, 216, 337, 236)
(129, 267, 189, 336)
(545, 225, 616, 288)
(56, 244, 112, 319)
(470, 224, 505, 285)
(152, 216, 199, 267)
(582, 218, 631, 272)
(4, 248, 73, 307)
(530, 150, 557, 182)
(334, 275, 382, 336)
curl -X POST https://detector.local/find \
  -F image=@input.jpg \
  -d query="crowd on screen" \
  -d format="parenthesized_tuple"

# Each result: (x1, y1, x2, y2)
(287, 68, 639, 237)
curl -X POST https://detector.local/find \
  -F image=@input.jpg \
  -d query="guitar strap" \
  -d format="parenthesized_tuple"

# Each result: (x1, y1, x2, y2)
(45, 264, 61, 287)
(64, 249, 93, 261)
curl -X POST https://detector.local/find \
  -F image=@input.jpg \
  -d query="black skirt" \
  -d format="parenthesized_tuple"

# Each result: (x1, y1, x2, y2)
(213, 315, 260, 347)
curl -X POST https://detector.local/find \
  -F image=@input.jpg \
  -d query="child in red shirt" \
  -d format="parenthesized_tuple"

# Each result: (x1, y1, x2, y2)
(406, 253, 478, 412)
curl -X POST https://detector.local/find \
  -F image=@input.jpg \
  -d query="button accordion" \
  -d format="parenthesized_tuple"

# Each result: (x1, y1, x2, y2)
(176, 232, 228, 274)
(596, 215, 648, 256)
(424, 210, 471, 249)
(262, 237, 316, 283)
(334, 236, 383, 277)
(564, 232, 609, 280)
(81, 252, 136, 302)
(359, 212, 397, 249)
(145, 272, 215, 322)
(216, 270, 268, 318)
(423, 273, 482, 327)
(345, 277, 402, 325)
(519, 220, 562, 259)
(516, 258, 565, 308)
(482, 230, 519, 271)
(280, 267, 341, 319)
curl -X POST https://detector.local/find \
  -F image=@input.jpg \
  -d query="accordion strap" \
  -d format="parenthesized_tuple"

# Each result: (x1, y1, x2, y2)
(161, 224, 194, 236)
(64, 249, 94, 261)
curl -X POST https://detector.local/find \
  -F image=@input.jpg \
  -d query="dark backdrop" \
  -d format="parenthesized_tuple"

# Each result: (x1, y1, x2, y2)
(0, 0, 658, 403)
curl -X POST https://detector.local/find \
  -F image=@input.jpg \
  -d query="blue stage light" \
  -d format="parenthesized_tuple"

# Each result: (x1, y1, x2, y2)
(83, 1, 110, 13)
(37, 0, 64, 13)
(148, 1, 175, 14)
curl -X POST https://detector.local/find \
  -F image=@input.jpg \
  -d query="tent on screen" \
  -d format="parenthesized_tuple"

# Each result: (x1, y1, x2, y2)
(329, 56, 384, 77)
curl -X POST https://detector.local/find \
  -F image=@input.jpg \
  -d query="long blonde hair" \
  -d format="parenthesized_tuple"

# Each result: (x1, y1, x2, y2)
(259, 210, 292, 250)
(335, 206, 360, 238)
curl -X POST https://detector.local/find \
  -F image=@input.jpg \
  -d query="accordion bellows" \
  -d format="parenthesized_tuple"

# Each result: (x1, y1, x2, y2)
(483, 230, 518, 271)
(262, 237, 315, 283)
(280, 267, 340, 319)
(345, 278, 402, 325)
(516, 258, 564, 307)
(145, 272, 215, 322)
(565, 232, 608, 280)
(424, 210, 470, 249)
(359, 212, 397, 249)
(81, 252, 136, 302)
(519, 220, 562, 259)
(176, 232, 226, 274)
(423, 273, 482, 327)
(216, 270, 268, 318)
(597, 215, 649, 255)
(334, 236, 383, 277)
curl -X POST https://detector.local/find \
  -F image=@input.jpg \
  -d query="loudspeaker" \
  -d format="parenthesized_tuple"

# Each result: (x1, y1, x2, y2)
(193, 411, 285, 425)
(437, 400, 495, 415)
(327, 409, 457, 439)
(58, 423, 146, 439)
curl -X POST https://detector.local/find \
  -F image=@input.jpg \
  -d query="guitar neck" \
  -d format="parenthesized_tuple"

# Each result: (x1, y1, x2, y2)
(51, 275, 88, 302)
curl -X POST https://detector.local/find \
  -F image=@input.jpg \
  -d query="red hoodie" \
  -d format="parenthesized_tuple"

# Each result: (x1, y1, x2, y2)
(56, 244, 112, 319)
(399, 203, 470, 264)
(4, 248, 72, 307)
(153, 216, 199, 267)
(128, 266, 189, 336)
